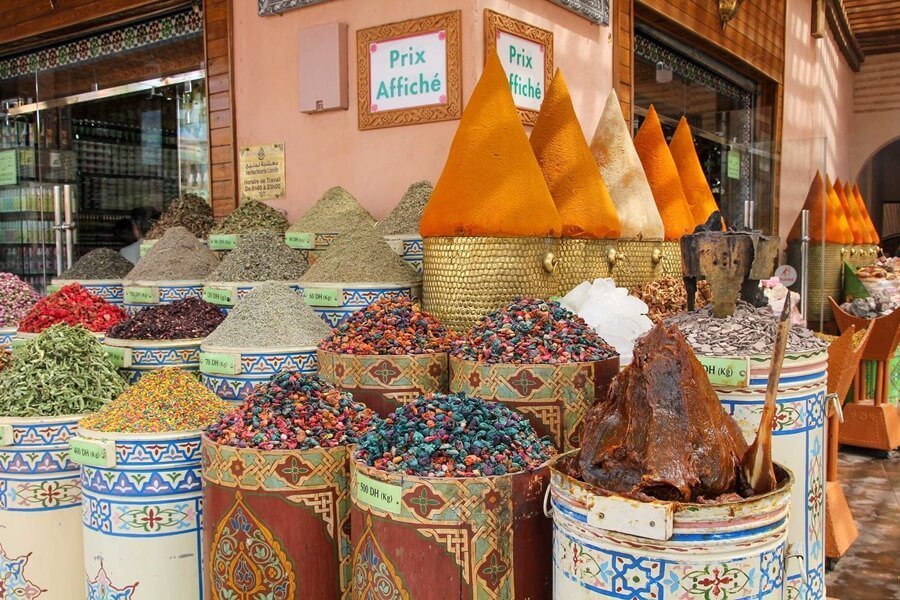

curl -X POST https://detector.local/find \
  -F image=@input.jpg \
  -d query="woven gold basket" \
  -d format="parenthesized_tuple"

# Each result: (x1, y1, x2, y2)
(607, 239, 682, 289)
(423, 236, 560, 332)
(556, 239, 617, 296)
(844, 244, 879, 269)
(787, 241, 845, 323)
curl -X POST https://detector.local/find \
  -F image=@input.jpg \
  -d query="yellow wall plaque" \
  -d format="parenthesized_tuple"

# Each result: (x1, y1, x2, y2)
(239, 143, 286, 201)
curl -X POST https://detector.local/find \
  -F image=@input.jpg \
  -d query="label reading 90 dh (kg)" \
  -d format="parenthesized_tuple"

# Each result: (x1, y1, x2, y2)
(69, 437, 117, 468)
(356, 472, 401, 514)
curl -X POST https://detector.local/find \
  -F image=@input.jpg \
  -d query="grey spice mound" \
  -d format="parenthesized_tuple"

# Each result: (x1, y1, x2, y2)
(204, 281, 331, 348)
(125, 226, 220, 281)
(61, 248, 133, 279)
(288, 186, 375, 234)
(665, 301, 828, 356)
(211, 200, 290, 235)
(376, 180, 432, 236)
(208, 230, 307, 282)
(300, 225, 420, 283)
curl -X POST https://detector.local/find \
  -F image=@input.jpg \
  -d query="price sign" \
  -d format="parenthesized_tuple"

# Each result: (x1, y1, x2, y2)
(285, 232, 315, 250)
(69, 437, 117, 468)
(208, 234, 238, 251)
(45, 284, 61, 294)
(774, 265, 798, 287)
(697, 355, 750, 388)
(0, 150, 17, 186)
(200, 352, 242, 375)
(124, 286, 159, 304)
(139, 240, 157, 256)
(102, 345, 132, 368)
(204, 286, 236, 306)
(385, 238, 405, 254)
(0, 424, 14, 447)
(304, 288, 342, 307)
(356, 472, 401, 514)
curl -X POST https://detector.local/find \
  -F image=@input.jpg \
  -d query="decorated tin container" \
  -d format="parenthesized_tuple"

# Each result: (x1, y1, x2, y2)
(75, 428, 204, 598)
(202, 436, 352, 599)
(449, 355, 620, 451)
(50, 279, 124, 306)
(350, 458, 552, 599)
(700, 348, 829, 600)
(384, 234, 425, 274)
(202, 280, 303, 313)
(300, 282, 418, 327)
(787, 242, 844, 323)
(285, 231, 338, 266)
(103, 337, 202, 384)
(0, 415, 83, 599)
(0, 326, 15, 348)
(200, 344, 318, 403)
(317, 349, 448, 417)
(550, 451, 793, 600)
(121, 280, 204, 315)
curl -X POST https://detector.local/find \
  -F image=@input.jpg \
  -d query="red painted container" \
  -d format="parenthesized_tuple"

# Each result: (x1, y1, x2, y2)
(349, 459, 551, 599)
(201, 436, 352, 599)
(449, 355, 620, 451)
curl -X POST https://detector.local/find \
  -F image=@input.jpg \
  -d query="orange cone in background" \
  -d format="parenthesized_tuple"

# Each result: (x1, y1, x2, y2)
(825, 176, 854, 244)
(788, 171, 853, 244)
(419, 52, 562, 238)
(530, 70, 620, 239)
(852, 183, 880, 244)
(842, 181, 870, 244)
(669, 117, 720, 226)
(834, 178, 863, 244)
(633, 105, 696, 240)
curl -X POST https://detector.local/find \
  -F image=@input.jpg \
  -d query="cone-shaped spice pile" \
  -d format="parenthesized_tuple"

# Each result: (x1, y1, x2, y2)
(835, 178, 863, 244)
(853, 183, 879, 244)
(669, 117, 719, 226)
(787, 172, 853, 244)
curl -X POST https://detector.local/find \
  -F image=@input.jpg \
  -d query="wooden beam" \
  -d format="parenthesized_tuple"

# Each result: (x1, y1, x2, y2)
(825, 0, 865, 70)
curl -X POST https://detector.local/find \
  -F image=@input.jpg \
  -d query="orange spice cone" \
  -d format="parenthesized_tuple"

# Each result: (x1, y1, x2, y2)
(842, 180, 869, 244)
(530, 70, 620, 239)
(633, 105, 696, 240)
(788, 171, 827, 242)
(825, 176, 854, 244)
(669, 117, 720, 226)
(835, 179, 863, 244)
(589, 90, 664, 240)
(419, 52, 562, 238)
(853, 183, 880, 244)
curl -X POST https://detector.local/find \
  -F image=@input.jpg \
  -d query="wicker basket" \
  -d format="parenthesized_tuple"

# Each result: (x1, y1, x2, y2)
(844, 244, 879, 270)
(423, 236, 560, 332)
(787, 242, 845, 324)
(607, 239, 681, 289)
(556, 239, 617, 296)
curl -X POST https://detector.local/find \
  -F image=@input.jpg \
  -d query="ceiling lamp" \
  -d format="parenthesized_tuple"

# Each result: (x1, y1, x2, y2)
(718, 0, 746, 26)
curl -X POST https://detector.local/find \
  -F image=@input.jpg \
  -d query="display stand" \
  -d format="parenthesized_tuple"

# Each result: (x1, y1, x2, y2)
(830, 298, 900, 452)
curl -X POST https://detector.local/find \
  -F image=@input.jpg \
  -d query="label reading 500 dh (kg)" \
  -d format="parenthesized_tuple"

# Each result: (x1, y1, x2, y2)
(356, 472, 401, 514)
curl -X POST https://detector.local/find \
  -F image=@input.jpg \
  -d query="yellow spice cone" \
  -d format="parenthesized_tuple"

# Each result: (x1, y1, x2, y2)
(633, 105, 696, 240)
(853, 183, 880, 244)
(788, 171, 827, 242)
(530, 70, 620, 239)
(836, 179, 864, 244)
(589, 90, 664, 240)
(669, 117, 720, 226)
(825, 176, 854, 244)
(419, 52, 561, 238)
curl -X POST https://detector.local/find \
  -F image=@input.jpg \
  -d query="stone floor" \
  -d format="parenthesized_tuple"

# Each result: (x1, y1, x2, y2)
(825, 448, 899, 599)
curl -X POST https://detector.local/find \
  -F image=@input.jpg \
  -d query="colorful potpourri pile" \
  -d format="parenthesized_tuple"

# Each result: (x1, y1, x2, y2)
(355, 392, 555, 477)
(319, 296, 457, 355)
(206, 372, 379, 451)
(17, 283, 126, 333)
(0, 272, 40, 328)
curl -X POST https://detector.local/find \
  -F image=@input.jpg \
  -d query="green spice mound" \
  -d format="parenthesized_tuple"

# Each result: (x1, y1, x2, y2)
(208, 230, 308, 282)
(80, 368, 229, 433)
(0, 325, 126, 417)
(125, 226, 220, 282)
(300, 225, 420, 283)
(204, 282, 330, 348)
(212, 200, 289, 235)
(146, 193, 215, 240)
(376, 181, 432, 235)
(61, 248, 134, 280)
(288, 186, 375, 234)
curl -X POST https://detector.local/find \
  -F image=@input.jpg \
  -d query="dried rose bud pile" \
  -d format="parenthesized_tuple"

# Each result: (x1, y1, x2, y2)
(17, 283, 126, 333)
(0, 273, 40, 328)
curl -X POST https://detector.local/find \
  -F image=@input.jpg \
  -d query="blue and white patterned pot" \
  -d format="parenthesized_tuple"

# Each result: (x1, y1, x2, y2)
(121, 280, 204, 316)
(103, 337, 202, 384)
(200, 344, 318, 403)
(285, 231, 338, 266)
(76, 428, 204, 598)
(384, 234, 424, 274)
(0, 327, 15, 349)
(202, 281, 303, 314)
(299, 282, 420, 327)
(51, 279, 124, 306)
(0, 414, 84, 598)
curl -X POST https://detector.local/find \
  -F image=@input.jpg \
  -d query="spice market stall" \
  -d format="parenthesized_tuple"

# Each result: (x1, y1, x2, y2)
(376, 181, 431, 274)
(286, 187, 375, 265)
(51, 248, 134, 306)
(207, 199, 290, 253)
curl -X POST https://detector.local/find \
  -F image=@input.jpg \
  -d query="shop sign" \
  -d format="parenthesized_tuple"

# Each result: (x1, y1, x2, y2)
(358, 11, 462, 130)
(356, 472, 401, 514)
(0, 150, 17, 186)
(484, 10, 554, 125)
(239, 143, 286, 202)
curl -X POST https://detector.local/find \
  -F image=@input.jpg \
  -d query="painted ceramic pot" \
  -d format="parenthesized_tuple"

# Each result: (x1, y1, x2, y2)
(0, 326, 15, 349)
(121, 280, 204, 316)
(51, 279, 124, 305)
(300, 282, 418, 328)
(103, 337, 202, 384)
(200, 344, 318, 403)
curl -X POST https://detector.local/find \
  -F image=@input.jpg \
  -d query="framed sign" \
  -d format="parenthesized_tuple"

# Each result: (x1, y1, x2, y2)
(485, 10, 553, 126)
(357, 11, 462, 130)
(239, 143, 286, 201)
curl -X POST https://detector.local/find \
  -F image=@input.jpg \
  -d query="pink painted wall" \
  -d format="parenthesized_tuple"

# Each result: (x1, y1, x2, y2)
(231, 0, 613, 222)
(778, 0, 855, 239)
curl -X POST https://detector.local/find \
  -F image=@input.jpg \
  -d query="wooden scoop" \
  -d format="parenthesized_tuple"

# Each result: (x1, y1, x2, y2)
(741, 298, 792, 494)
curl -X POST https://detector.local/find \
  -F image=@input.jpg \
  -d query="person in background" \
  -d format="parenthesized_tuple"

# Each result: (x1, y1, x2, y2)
(119, 207, 159, 264)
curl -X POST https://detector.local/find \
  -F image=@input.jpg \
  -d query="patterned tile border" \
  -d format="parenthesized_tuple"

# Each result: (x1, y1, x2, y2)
(0, 10, 202, 81)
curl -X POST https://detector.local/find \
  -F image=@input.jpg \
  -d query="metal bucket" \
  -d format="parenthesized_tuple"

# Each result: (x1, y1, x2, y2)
(200, 344, 318, 403)
(317, 349, 448, 417)
(550, 451, 794, 599)
(74, 428, 204, 598)
(202, 436, 352, 599)
(202, 281, 303, 313)
(300, 282, 418, 327)
(384, 234, 425, 274)
(0, 415, 83, 599)
(0, 326, 14, 349)
(103, 337, 202, 383)
(286, 231, 338, 266)
(350, 459, 552, 599)
(449, 355, 620, 451)
(703, 348, 828, 599)
(121, 280, 204, 315)
(50, 279, 124, 306)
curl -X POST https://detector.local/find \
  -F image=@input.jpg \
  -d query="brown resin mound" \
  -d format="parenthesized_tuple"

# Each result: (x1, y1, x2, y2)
(578, 323, 749, 502)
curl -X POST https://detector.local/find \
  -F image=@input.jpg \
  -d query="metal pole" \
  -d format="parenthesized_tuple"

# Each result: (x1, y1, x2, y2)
(52, 185, 63, 276)
(800, 209, 810, 326)
(63, 184, 74, 270)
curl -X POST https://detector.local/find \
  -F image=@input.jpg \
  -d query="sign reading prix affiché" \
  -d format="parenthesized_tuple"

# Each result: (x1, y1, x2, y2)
(239, 143, 286, 202)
